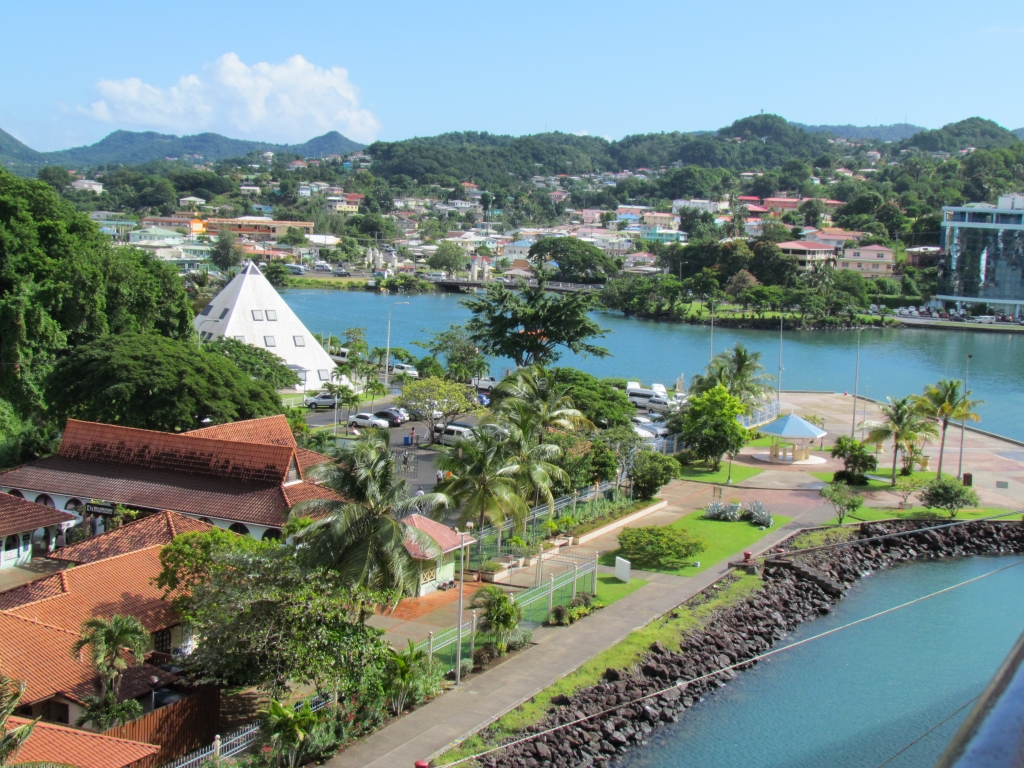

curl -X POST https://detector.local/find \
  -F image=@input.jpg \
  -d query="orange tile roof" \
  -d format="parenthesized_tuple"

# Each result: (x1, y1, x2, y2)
(403, 514, 475, 558)
(4, 546, 177, 633)
(0, 612, 94, 703)
(6, 716, 159, 768)
(49, 511, 212, 565)
(0, 493, 76, 537)
(59, 420, 295, 485)
(186, 414, 296, 447)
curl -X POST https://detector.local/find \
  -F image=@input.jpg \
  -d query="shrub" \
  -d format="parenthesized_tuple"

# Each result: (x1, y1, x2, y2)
(703, 501, 740, 521)
(920, 476, 980, 518)
(742, 500, 774, 527)
(569, 592, 594, 609)
(628, 450, 679, 500)
(618, 526, 706, 570)
(479, 561, 505, 573)
(506, 627, 534, 651)
(469, 585, 524, 653)
(550, 605, 568, 626)
(832, 469, 868, 486)
(473, 644, 498, 668)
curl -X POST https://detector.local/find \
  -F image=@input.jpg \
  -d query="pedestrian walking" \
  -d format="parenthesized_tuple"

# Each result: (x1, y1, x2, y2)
(436, 469, 444, 483)
(416, 486, 425, 496)
(410, 426, 417, 444)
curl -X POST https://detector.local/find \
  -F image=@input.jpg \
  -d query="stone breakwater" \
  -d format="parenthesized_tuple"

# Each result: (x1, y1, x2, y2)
(476, 520, 1024, 768)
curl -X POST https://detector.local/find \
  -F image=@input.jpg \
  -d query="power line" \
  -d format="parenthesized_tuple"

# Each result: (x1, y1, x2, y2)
(442, 557, 1024, 767)
(872, 694, 981, 768)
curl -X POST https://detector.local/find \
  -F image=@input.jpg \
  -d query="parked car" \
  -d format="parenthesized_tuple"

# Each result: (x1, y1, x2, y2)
(391, 363, 419, 378)
(409, 407, 443, 421)
(373, 410, 404, 427)
(939, 312, 950, 319)
(379, 407, 409, 424)
(332, 268, 351, 277)
(471, 376, 501, 390)
(303, 392, 340, 410)
(632, 416, 669, 437)
(349, 413, 389, 429)
(286, 264, 306, 275)
(646, 395, 679, 414)
(433, 423, 471, 445)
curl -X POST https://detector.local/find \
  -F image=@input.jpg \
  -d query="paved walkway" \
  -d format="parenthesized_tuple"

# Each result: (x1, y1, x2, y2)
(326, 482, 835, 768)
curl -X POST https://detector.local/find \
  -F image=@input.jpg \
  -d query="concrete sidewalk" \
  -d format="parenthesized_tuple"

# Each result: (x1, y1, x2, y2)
(325, 504, 828, 768)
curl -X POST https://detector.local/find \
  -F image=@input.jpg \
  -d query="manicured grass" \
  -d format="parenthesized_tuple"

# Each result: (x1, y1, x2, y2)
(435, 574, 764, 766)
(599, 511, 792, 577)
(824, 506, 1022, 526)
(595, 574, 648, 606)
(808, 471, 893, 490)
(677, 463, 764, 485)
(746, 436, 774, 447)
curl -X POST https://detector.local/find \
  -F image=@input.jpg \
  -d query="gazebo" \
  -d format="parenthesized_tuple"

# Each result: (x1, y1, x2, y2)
(756, 414, 827, 464)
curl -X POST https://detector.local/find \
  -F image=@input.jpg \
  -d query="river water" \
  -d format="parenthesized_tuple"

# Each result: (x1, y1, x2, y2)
(613, 556, 1024, 768)
(281, 290, 1024, 440)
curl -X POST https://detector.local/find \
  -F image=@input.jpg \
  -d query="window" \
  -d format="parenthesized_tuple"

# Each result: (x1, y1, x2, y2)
(252, 310, 264, 321)
(264, 336, 276, 347)
(64, 499, 81, 511)
(265, 310, 277, 321)
(34, 494, 54, 508)
(228, 523, 251, 536)
(318, 369, 330, 381)
(420, 566, 437, 584)
(152, 628, 172, 655)
(7, 490, 22, 499)
(296, 370, 308, 382)
(200, 304, 212, 316)
(218, 308, 229, 319)
(293, 335, 305, 346)
(853, 252, 860, 258)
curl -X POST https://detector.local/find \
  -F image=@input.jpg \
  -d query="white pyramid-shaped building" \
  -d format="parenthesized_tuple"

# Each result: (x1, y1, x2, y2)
(194, 262, 336, 391)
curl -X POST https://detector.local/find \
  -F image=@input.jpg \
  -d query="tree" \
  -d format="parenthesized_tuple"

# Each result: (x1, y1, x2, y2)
(155, 527, 273, 603)
(830, 436, 878, 484)
(261, 699, 319, 768)
(920, 476, 980, 518)
(492, 398, 569, 513)
(547, 368, 633, 428)
(203, 337, 301, 390)
(211, 227, 244, 271)
(412, 324, 488, 382)
(749, 241, 799, 287)
(70, 614, 148, 725)
(673, 385, 747, 470)
(396, 378, 480, 445)
(427, 241, 469, 275)
(46, 334, 282, 432)
(279, 227, 308, 247)
(758, 221, 794, 243)
(291, 433, 448, 596)
(911, 379, 983, 477)
(36, 166, 70, 192)
(491, 368, 593, 438)
(725, 269, 759, 299)
(628, 451, 678, 500)
(470, 586, 524, 654)
(798, 198, 826, 227)
(263, 261, 291, 288)
(820, 482, 864, 525)
(689, 343, 774, 408)
(462, 277, 610, 367)
(618, 526, 705, 570)
(894, 475, 928, 505)
(527, 238, 619, 284)
(865, 396, 939, 486)
(436, 427, 528, 548)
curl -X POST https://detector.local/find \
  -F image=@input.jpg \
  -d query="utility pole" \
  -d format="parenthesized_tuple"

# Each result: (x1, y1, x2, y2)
(851, 328, 861, 439)
(958, 354, 972, 480)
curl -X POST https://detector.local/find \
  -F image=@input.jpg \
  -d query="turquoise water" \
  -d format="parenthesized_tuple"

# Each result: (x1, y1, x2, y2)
(281, 290, 1024, 440)
(615, 557, 1024, 768)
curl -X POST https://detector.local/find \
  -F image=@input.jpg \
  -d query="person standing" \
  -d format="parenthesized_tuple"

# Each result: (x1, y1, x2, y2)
(410, 426, 417, 445)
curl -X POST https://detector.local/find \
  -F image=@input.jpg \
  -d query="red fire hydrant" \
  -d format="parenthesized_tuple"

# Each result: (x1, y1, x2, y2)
(743, 551, 753, 563)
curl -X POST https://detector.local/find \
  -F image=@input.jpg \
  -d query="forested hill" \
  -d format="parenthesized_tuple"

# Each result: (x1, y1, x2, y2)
(790, 122, 925, 142)
(0, 128, 365, 174)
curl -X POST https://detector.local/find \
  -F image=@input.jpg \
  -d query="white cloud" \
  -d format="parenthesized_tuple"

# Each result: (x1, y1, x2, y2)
(80, 54, 379, 143)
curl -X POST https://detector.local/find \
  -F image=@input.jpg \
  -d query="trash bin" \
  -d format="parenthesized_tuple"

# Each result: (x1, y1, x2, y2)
(963, 472, 973, 486)
(403, 436, 410, 446)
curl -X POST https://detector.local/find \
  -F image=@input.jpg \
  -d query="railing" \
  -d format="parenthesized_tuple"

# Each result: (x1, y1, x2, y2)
(738, 400, 782, 429)
(162, 693, 330, 768)
(475, 481, 617, 542)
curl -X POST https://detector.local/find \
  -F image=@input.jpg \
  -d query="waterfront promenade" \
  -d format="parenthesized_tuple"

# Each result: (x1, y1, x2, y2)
(325, 391, 1024, 768)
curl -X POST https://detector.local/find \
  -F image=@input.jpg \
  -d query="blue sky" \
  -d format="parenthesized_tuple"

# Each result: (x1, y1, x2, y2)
(4, 0, 1023, 151)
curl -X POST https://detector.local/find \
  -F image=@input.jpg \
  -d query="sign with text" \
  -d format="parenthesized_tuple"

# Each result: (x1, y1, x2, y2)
(83, 502, 115, 517)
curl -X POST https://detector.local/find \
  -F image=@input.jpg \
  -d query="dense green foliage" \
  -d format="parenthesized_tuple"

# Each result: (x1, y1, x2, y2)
(548, 367, 633, 428)
(47, 333, 282, 431)
(627, 451, 679, 500)
(202, 337, 301, 389)
(671, 385, 748, 470)
(528, 238, 619, 283)
(618, 525, 706, 569)
(920, 476, 981, 518)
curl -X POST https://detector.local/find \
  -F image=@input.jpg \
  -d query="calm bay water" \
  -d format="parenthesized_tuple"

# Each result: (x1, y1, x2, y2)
(282, 290, 1024, 440)
(614, 556, 1024, 768)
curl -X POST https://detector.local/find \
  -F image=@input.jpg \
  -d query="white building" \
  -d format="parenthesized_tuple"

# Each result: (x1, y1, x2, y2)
(671, 199, 727, 214)
(194, 262, 339, 390)
(71, 179, 103, 194)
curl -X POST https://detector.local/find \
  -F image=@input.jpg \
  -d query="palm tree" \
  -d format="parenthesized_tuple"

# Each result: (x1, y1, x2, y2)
(492, 368, 592, 440)
(469, 585, 524, 654)
(70, 615, 149, 705)
(364, 380, 388, 413)
(1, 668, 72, 768)
(260, 699, 318, 768)
(383, 640, 430, 715)
(493, 399, 569, 513)
(436, 428, 528, 551)
(291, 431, 449, 595)
(690, 343, 774, 408)
(912, 378, 983, 477)
(865, 396, 939, 486)
(338, 386, 361, 422)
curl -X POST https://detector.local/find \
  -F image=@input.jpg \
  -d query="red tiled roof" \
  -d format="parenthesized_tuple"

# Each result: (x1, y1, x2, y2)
(403, 514, 475, 558)
(4, 546, 177, 633)
(777, 241, 833, 251)
(49, 511, 212, 565)
(0, 494, 75, 537)
(186, 414, 295, 447)
(59, 420, 295, 485)
(6, 716, 159, 768)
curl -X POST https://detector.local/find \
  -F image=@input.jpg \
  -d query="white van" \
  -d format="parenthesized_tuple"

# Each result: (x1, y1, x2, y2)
(646, 395, 675, 414)
(628, 388, 658, 408)
(434, 424, 471, 446)
(651, 383, 668, 397)
(427, 272, 446, 282)
(626, 381, 642, 392)
(975, 315, 996, 324)
(391, 363, 419, 378)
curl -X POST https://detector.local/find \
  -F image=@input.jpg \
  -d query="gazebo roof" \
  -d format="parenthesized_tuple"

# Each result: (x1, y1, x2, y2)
(758, 414, 827, 440)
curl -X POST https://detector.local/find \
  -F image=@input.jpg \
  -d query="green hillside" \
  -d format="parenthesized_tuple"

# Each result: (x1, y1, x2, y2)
(900, 117, 1019, 152)
(791, 122, 925, 142)
(0, 128, 365, 174)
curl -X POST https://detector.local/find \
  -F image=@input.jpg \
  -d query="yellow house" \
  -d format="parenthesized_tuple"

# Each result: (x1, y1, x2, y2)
(837, 244, 894, 278)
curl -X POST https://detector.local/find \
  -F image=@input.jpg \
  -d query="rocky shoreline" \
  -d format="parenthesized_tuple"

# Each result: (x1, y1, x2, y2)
(476, 520, 1024, 768)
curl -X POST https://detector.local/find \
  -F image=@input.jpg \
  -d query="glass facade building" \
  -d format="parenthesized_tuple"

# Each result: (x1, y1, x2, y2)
(940, 195, 1024, 308)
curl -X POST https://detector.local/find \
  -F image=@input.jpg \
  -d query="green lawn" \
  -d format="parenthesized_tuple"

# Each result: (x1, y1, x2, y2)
(825, 506, 1022, 525)
(595, 574, 648, 606)
(600, 511, 792, 577)
(677, 463, 764, 485)
(746, 436, 774, 447)
(808, 471, 894, 490)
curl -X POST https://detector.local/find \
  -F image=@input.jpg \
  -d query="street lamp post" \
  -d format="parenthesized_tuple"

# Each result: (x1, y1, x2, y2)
(777, 313, 784, 407)
(958, 354, 972, 481)
(709, 300, 715, 364)
(850, 328, 862, 438)
(383, 301, 410, 391)
(455, 522, 473, 685)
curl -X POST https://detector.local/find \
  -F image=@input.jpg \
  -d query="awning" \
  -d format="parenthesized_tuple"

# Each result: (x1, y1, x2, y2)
(758, 414, 826, 440)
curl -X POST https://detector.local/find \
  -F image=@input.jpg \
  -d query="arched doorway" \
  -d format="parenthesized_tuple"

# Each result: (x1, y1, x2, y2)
(262, 528, 282, 541)
(4, 535, 18, 561)
(34, 494, 54, 508)
(228, 523, 250, 537)
(7, 490, 23, 499)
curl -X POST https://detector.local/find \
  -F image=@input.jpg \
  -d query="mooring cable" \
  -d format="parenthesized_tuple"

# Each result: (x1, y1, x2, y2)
(441, 557, 1024, 767)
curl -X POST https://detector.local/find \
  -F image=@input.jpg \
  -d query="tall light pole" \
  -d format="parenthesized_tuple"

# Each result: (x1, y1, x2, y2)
(383, 301, 409, 390)
(454, 522, 473, 685)
(777, 313, 784, 407)
(958, 354, 972, 481)
(709, 299, 715, 364)
(850, 328, 862, 439)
